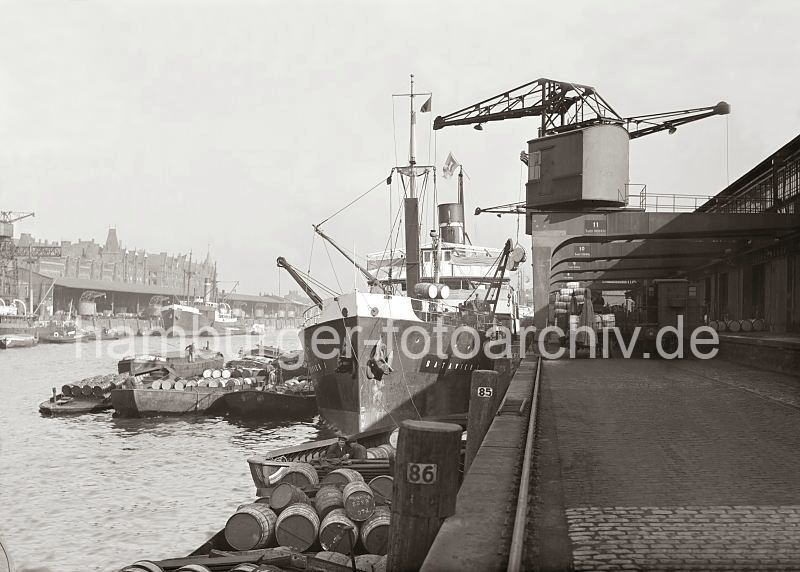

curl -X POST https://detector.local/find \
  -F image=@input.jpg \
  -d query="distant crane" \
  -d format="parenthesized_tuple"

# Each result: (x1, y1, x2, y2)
(0, 211, 62, 310)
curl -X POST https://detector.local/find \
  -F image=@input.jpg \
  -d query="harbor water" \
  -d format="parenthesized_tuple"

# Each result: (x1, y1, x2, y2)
(0, 330, 333, 572)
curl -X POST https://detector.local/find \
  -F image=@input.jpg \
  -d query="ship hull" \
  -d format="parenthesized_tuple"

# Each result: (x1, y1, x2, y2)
(161, 307, 213, 337)
(304, 309, 487, 435)
(110, 388, 228, 417)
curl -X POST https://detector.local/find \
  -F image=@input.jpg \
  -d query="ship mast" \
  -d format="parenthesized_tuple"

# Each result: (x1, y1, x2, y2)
(404, 74, 421, 295)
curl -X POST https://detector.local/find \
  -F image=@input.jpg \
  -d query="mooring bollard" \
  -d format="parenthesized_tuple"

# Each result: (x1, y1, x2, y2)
(387, 420, 461, 572)
(464, 370, 501, 473)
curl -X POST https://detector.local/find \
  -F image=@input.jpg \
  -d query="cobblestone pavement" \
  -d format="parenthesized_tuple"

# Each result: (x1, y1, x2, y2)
(532, 357, 800, 570)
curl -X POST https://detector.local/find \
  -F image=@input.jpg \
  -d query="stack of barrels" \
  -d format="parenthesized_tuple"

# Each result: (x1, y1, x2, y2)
(708, 318, 766, 332)
(148, 375, 255, 391)
(223, 462, 392, 563)
(61, 373, 129, 399)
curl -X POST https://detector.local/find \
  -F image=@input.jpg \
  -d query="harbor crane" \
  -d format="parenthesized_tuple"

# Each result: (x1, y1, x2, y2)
(0, 211, 62, 308)
(433, 77, 729, 139)
(432, 78, 729, 214)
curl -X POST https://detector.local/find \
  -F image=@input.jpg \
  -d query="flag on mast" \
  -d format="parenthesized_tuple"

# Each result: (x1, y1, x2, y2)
(442, 152, 459, 179)
(420, 95, 432, 113)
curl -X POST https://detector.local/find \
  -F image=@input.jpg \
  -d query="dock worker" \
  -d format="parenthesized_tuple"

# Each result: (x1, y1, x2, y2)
(185, 343, 195, 362)
(325, 436, 367, 460)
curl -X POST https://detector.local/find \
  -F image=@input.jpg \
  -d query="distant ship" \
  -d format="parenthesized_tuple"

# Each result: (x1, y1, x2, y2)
(279, 77, 524, 435)
(161, 276, 247, 336)
(161, 301, 246, 336)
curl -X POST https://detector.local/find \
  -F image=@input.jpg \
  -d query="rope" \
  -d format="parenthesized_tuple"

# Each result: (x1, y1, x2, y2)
(322, 241, 345, 292)
(317, 177, 388, 227)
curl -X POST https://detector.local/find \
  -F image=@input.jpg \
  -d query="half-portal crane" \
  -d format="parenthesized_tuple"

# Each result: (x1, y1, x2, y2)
(433, 77, 729, 140)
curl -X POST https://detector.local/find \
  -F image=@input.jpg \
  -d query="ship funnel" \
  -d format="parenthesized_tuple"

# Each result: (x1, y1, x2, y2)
(438, 203, 465, 244)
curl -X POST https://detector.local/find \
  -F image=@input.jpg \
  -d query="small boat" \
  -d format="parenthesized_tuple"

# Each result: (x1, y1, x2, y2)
(250, 344, 283, 358)
(39, 394, 112, 415)
(0, 333, 37, 349)
(87, 327, 122, 341)
(110, 385, 229, 417)
(223, 384, 317, 419)
(117, 348, 224, 377)
(38, 326, 86, 344)
(40, 374, 129, 415)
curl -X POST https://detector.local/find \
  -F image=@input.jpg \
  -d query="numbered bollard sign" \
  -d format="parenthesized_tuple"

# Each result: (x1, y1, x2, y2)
(387, 420, 461, 572)
(465, 370, 501, 473)
(406, 462, 437, 484)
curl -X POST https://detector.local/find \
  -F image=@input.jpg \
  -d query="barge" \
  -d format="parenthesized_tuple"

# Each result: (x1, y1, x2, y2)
(0, 333, 37, 349)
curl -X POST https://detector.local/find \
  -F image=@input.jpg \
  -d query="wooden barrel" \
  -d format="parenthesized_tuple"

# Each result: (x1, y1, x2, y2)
(222, 369, 232, 379)
(389, 429, 399, 448)
(151, 380, 162, 390)
(202, 369, 212, 378)
(176, 566, 212, 572)
(314, 552, 351, 566)
(161, 379, 174, 390)
(368, 475, 393, 505)
(360, 505, 390, 554)
(275, 502, 319, 551)
(343, 481, 375, 522)
(62, 384, 73, 397)
(225, 379, 242, 390)
(269, 483, 310, 513)
(91, 382, 114, 398)
(727, 319, 741, 332)
(173, 380, 185, 390)
(356, 554, 385, 570)
(185, 379, 198, 388)
(752, 318, 765, 331)
(120, 562, 162, 572)
(277, 462, 319, 487)
(197, 379, 209, 387)
(81, 384, 94, 397)
(120, 562, 163, 572)
(319, 508, 358, 553)
(314, 485, 344, 518)
(321, 468, 364, 486)
(208, 379, 221, 388)
(224, 503, 277, 550)
(716, 320, 727, 332)
(708, 320, 719, 331)
(365, 444, 394, 460)
(211, 369, 222, 378)
(740, 319, 753, 332)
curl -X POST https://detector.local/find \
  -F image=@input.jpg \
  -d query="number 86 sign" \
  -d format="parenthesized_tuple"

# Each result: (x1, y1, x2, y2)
(406, 462, 437, 484)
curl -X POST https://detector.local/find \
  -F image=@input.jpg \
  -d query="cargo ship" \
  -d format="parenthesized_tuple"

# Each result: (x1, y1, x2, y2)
(161, 300, 246, 336)
(279, 77, 523, 435)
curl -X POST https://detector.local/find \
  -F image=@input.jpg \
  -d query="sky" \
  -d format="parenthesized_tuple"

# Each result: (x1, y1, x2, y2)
(1, 0, 798, 296)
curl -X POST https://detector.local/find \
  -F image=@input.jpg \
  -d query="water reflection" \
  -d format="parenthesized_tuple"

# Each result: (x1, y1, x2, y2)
(0, 330, 323, 571)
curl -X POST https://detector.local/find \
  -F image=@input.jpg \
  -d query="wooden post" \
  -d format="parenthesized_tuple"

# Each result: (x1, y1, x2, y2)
(387, 420, 461, 572)
(464, 370, 501, 473)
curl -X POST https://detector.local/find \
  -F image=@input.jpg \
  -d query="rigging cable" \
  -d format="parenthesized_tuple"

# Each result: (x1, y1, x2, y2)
(322, 240, 345, 293)
(317, 177, 388, 227)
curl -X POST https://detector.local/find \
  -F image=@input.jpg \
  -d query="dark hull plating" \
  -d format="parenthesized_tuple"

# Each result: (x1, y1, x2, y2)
(304, 315, 486, 435)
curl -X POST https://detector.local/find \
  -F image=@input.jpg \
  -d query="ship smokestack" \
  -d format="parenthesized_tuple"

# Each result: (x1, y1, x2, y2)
(438, 203, 465, 244)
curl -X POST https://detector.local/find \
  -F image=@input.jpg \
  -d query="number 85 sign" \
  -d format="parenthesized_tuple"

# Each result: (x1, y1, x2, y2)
(407, 462, 437, 484)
